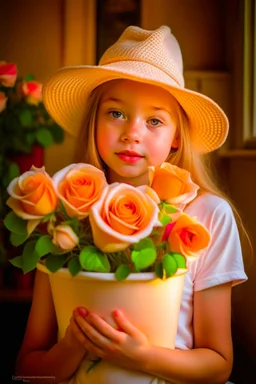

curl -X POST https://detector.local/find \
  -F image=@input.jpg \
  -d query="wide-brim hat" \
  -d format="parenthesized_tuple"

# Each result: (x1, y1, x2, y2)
(42, 25, 229, 154)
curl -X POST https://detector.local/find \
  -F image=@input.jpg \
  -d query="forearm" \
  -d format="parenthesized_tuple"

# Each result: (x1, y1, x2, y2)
(141, 345, 232, 384)
(16, 338, 87, 384)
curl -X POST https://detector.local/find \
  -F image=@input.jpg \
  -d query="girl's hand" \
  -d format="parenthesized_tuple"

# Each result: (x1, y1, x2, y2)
(63, 310, 88, 358)
(73, 307, 150, 370)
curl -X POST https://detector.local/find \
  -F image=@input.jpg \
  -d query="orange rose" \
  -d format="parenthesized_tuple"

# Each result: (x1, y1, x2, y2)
(21, 80, 43, 105)
(52, 224, 79, 251)
(7, 166, 58, 219)
(0, 61, 17, 87)
(0, 91, 7, 112)
(149, 162, 199, 206)
(164, 213, 211, 260)
(52, 163, 107, 219)
(90, 183, 161, 252)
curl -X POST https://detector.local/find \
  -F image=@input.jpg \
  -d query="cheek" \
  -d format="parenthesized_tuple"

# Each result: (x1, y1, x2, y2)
(96, 122, 114, 162)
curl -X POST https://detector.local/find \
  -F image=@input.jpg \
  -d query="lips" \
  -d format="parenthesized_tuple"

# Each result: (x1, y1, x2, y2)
(117, 150, 143, 157)
(116, 150, 144, 163)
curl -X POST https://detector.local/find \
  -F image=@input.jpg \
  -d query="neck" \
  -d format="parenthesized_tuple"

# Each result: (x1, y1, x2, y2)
(106, 170, 149, 187)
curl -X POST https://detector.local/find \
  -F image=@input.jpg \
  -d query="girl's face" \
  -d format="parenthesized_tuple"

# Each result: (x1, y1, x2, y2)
(96, 80, 179, 186)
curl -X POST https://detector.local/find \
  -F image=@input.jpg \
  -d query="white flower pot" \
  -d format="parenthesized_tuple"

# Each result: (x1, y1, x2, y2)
(37, 263, 185, 383)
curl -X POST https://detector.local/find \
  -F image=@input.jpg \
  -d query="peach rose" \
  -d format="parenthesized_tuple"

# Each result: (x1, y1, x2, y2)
(52, 224, 79, 251)
(163, 212, 211, 260)
(21, 80, 43, 105)
(7, 166, 58, 221)
(90, 183, 161, 252)
(52, 163, 108, 219)
(0, 61, 17, 87)
(149, 162, 199, 206)
(0, 91, 7, 112)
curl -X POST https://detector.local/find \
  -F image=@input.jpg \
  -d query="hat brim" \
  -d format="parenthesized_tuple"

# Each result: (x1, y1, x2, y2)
(42, 61, 229, 154)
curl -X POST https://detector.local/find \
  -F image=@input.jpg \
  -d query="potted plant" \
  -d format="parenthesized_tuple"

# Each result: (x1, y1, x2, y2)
(4, 162, 211, 375)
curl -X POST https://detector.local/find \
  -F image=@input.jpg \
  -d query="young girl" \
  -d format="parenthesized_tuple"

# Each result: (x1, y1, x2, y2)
(15, 25, 247, 384)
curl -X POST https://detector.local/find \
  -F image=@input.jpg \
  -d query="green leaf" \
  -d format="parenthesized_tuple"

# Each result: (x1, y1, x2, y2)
(159, 214, 172, 226)
(155, 262, 164, 279)
(50, 124, 65, 143)
(10, 232, 28, 246)
(4, 211, 28, 235)
(115, 264, 131, 280)
(35, 235, 60, 257)
(41, 212, 56, 223)
(9, 255, 23, 269)
(22, 240, 41, 273)
(172, 253, 187, 269)
(19, 109, 32, 126)
(163, 253, 178, 278)
(25, 74, 35, 81)
(45, 254, 68, 272)
(36, 128, 53, 147)
(131, 238, 156, 271)
(163, 203, 178, 214)
(68, 257, 82, 276)
(79, 246, 110, 272)
(7, 162, 20, 180)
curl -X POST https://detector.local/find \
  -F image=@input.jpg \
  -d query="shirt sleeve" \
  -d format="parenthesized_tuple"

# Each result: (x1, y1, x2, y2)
(184, 194, 248, 292)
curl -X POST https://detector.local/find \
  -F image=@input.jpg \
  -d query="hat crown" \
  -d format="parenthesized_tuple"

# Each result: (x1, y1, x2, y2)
(99, 25, 184, 87)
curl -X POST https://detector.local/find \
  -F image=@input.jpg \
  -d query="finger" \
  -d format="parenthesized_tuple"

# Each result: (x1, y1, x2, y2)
(86, 313, 123, 343)
(73, 307, 88, 318)
(75, 314, 111, 347)
(71, 316, 105, 357)
(112, 310, 139, 337)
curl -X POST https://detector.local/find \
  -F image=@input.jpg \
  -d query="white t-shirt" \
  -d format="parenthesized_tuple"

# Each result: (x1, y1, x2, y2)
(66, 193, 248, 384)
(176, 193, 248, 350)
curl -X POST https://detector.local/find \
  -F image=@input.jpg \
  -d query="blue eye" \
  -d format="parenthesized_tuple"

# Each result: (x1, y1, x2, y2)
(149, 118, 162, 127)
(110, 110, 123, 119)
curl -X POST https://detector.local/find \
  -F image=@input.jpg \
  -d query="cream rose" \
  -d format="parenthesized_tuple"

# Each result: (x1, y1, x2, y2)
(163, 212, 211, 260)
(52, 224, 79, 251)
(89, 183, 161, 252)
(7, 166, 58, 219)
(7, 166, 58, 235)
(149, 162, 199, 206)
(52, 163, 108, 219)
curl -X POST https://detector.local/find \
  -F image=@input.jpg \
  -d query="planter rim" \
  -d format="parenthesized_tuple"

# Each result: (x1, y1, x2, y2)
(36, 262, 167, 281)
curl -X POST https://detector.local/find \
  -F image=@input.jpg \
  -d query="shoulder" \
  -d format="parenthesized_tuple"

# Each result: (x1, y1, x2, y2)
(185, 192, 232, 214)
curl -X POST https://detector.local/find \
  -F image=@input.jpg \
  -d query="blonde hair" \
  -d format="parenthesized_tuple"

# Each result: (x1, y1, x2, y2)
(73, 81, 252, 262)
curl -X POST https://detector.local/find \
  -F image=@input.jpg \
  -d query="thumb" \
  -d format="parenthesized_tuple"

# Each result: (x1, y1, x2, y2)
(113, 310, 139, 337)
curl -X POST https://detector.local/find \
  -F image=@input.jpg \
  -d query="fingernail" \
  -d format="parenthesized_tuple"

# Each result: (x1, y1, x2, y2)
(77, 307, 87, 318)
(113, 309, 120, 317)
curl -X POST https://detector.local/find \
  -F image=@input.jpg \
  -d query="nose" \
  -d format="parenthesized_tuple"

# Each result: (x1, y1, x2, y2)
(120, 119, 141, 144)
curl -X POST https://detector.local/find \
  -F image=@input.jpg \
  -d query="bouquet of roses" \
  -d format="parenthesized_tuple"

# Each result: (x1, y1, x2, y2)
(4, 162, 211, 281)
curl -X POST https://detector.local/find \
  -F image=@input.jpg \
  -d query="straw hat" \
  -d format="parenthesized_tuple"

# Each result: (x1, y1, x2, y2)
(42, 25, 229, 154)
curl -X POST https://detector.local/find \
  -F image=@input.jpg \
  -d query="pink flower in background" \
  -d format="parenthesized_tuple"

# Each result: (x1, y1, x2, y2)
(0, 61, 17, 87)
(0, 91, 7, 112)
(21, 80, 43, 105)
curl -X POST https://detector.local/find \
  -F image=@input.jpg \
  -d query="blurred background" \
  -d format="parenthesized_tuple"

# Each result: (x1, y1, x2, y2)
(0, 0, 255, 382)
